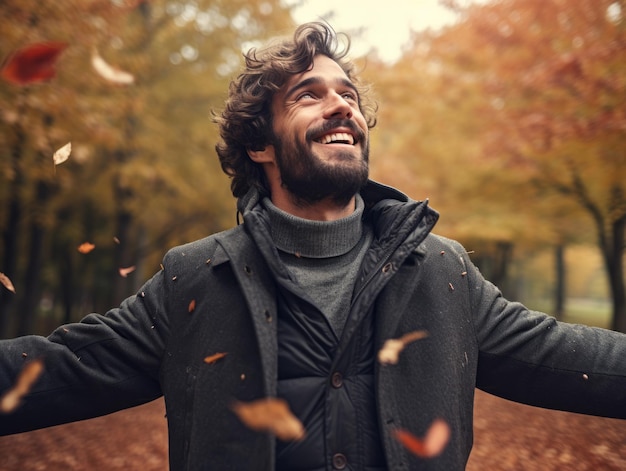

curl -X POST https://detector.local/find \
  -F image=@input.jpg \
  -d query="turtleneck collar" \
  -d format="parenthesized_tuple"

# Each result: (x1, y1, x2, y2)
(261, 195, 365, 258)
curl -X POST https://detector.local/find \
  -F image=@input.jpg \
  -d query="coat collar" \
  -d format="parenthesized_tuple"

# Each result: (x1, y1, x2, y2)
(236, 179, 412, 218)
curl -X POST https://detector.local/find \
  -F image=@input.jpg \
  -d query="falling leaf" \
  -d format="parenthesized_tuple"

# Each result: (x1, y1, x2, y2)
(113, 237, 120, 244)
(231, 397, 306, 441)
(0, 358, 44, 413)
(203, 352, 227, 365)
(118, 266, 136, 278)
(77, 242, 95, 254)
(378, 330, 429, 365)
(53, 142, 71, 166)
(91, 49, 134, 85)
(188, 299, 196, 313)
(394, 419, 451, 458)
(0, 42, 67, 85)
(0, 272, 16, 294)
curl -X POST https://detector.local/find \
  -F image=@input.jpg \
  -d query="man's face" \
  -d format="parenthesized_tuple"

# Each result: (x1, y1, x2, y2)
(268, 54, 370, 206)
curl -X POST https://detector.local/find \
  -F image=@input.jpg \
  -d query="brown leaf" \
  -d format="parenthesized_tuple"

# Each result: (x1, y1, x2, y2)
(399, 330, 430, 344)
(77, 242, 96, 254)
(53, 142, 71, 166)
(203, 352, 227, 365)
(394, 419, 451, 458)
(91, 49, 134, 85)
(118, 266, 136, 278)
(188, 299, 196, 313)
(0, 42, 67, 85)
(378, 330, 429, 365)
(0, 272, 16, 294)
(0, 358, 45, 413)
(231, 398, 306, 442)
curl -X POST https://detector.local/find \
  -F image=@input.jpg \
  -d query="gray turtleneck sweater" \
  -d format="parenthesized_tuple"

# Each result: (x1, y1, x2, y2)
(262, 195, 373, 337)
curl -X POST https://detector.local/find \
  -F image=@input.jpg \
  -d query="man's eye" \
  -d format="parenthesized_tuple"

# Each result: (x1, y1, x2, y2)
(296, 92, 315, 101)
(342, 92, 357, 101)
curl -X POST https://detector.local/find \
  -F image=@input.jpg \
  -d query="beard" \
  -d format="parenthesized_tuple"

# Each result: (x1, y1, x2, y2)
(271, 119, 369, 207)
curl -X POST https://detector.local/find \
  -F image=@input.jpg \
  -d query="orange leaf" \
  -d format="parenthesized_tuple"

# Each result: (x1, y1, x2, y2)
(394, 419, 451, 458)
(1, 42, 67, 85)
(231, 398, 306, 442)
(0, 358, 45, 413)
(77, 242, 96, 254)
(118, 266, 136, 278)
(188, 299, 196, 313)
(378, 330, 429, 365)
(0, 272, 16, 294)
(203, 352, 227, 364)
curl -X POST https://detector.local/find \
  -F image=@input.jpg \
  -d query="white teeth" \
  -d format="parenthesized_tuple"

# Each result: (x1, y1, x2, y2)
(317, 132, 355, 145)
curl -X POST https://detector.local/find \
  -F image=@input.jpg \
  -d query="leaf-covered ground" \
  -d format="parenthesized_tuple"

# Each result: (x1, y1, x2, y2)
(1, 389, 624, 470)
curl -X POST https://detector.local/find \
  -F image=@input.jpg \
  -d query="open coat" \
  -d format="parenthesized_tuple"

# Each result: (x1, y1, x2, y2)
(1, 181, 626, 470)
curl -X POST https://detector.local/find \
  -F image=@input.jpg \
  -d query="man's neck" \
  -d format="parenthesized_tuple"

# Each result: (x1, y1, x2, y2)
(270, 193, 357, 221)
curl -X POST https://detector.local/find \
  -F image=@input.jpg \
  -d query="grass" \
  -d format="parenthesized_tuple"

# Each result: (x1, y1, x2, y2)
(562, 298, 612, 329)
(530, 298, 612, 329)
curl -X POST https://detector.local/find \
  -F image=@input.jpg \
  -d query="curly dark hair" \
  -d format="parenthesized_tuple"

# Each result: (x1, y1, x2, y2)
(213, 21, 378, 198)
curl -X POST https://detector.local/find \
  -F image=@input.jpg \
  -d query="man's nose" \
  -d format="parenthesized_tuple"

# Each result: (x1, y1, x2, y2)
(323, 92, 353, 119)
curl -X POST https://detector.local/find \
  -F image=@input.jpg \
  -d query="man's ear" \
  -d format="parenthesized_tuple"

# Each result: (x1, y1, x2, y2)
(247, 145, 275, 164)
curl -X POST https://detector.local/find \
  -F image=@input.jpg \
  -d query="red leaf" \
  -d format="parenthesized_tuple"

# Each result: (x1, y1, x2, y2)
(394, 419, 451, 458)
(1, 42, 67, 85)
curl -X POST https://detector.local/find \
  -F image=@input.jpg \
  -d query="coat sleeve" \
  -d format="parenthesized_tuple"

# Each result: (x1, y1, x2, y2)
(457, 241, 626, 419)
(0, 267, 170, 435)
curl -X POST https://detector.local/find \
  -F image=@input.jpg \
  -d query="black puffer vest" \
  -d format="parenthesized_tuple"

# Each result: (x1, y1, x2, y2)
(244, 186, 433, 471)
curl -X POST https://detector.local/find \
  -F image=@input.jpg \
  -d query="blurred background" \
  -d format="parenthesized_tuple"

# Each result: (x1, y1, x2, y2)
(1, 0, 624, 337)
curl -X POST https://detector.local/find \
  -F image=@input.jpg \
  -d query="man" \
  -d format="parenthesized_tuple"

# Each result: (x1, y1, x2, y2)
(1, 22, 625, 471)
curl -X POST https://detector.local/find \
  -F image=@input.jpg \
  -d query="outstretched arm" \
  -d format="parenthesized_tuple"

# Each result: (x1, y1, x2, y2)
(0, 269, 170, 435)
(459, 242, 626, 419)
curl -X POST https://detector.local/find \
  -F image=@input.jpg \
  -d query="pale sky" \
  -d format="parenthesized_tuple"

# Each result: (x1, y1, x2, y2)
(287, 0, 463, 63)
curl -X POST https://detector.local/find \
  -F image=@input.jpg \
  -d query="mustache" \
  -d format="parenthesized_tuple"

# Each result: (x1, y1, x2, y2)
(305, 119, 366, 143)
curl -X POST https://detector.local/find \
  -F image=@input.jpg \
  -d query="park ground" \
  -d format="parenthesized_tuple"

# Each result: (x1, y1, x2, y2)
(0, 389, 624, 470)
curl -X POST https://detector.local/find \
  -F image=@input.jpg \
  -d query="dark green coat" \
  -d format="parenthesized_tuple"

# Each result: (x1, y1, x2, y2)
(1, 181, 626, 470)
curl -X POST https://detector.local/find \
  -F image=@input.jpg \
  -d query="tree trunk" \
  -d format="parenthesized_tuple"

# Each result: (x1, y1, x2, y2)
(112, 202, 134, 305)
(16, 190, 47, 335)
(554, 244, 565, 321)
(606, 217, 626, 332)
(16, 114, 57, 335)
(110, 109, 139, 306)
(61, 244, 74, 325)
(565, 173, 626, 332)
(0, 125, 25, 338)
(493, 241, 514, 297)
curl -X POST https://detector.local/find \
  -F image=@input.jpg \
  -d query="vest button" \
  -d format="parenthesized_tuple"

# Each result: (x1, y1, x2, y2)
(332, 453, 347, 469)
(331, 372, 343, 388)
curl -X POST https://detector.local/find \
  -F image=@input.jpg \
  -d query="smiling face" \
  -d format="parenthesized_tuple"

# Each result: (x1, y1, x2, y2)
(250, 54, 370, 210)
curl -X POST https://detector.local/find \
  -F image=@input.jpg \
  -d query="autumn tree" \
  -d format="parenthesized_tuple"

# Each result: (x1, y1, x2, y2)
(0, 1, 130, 335)
(362, 31, 556, 295)
(432, 0, 626, 331)
(359, 1, 618, 317)
(0, 0, 295, 336)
